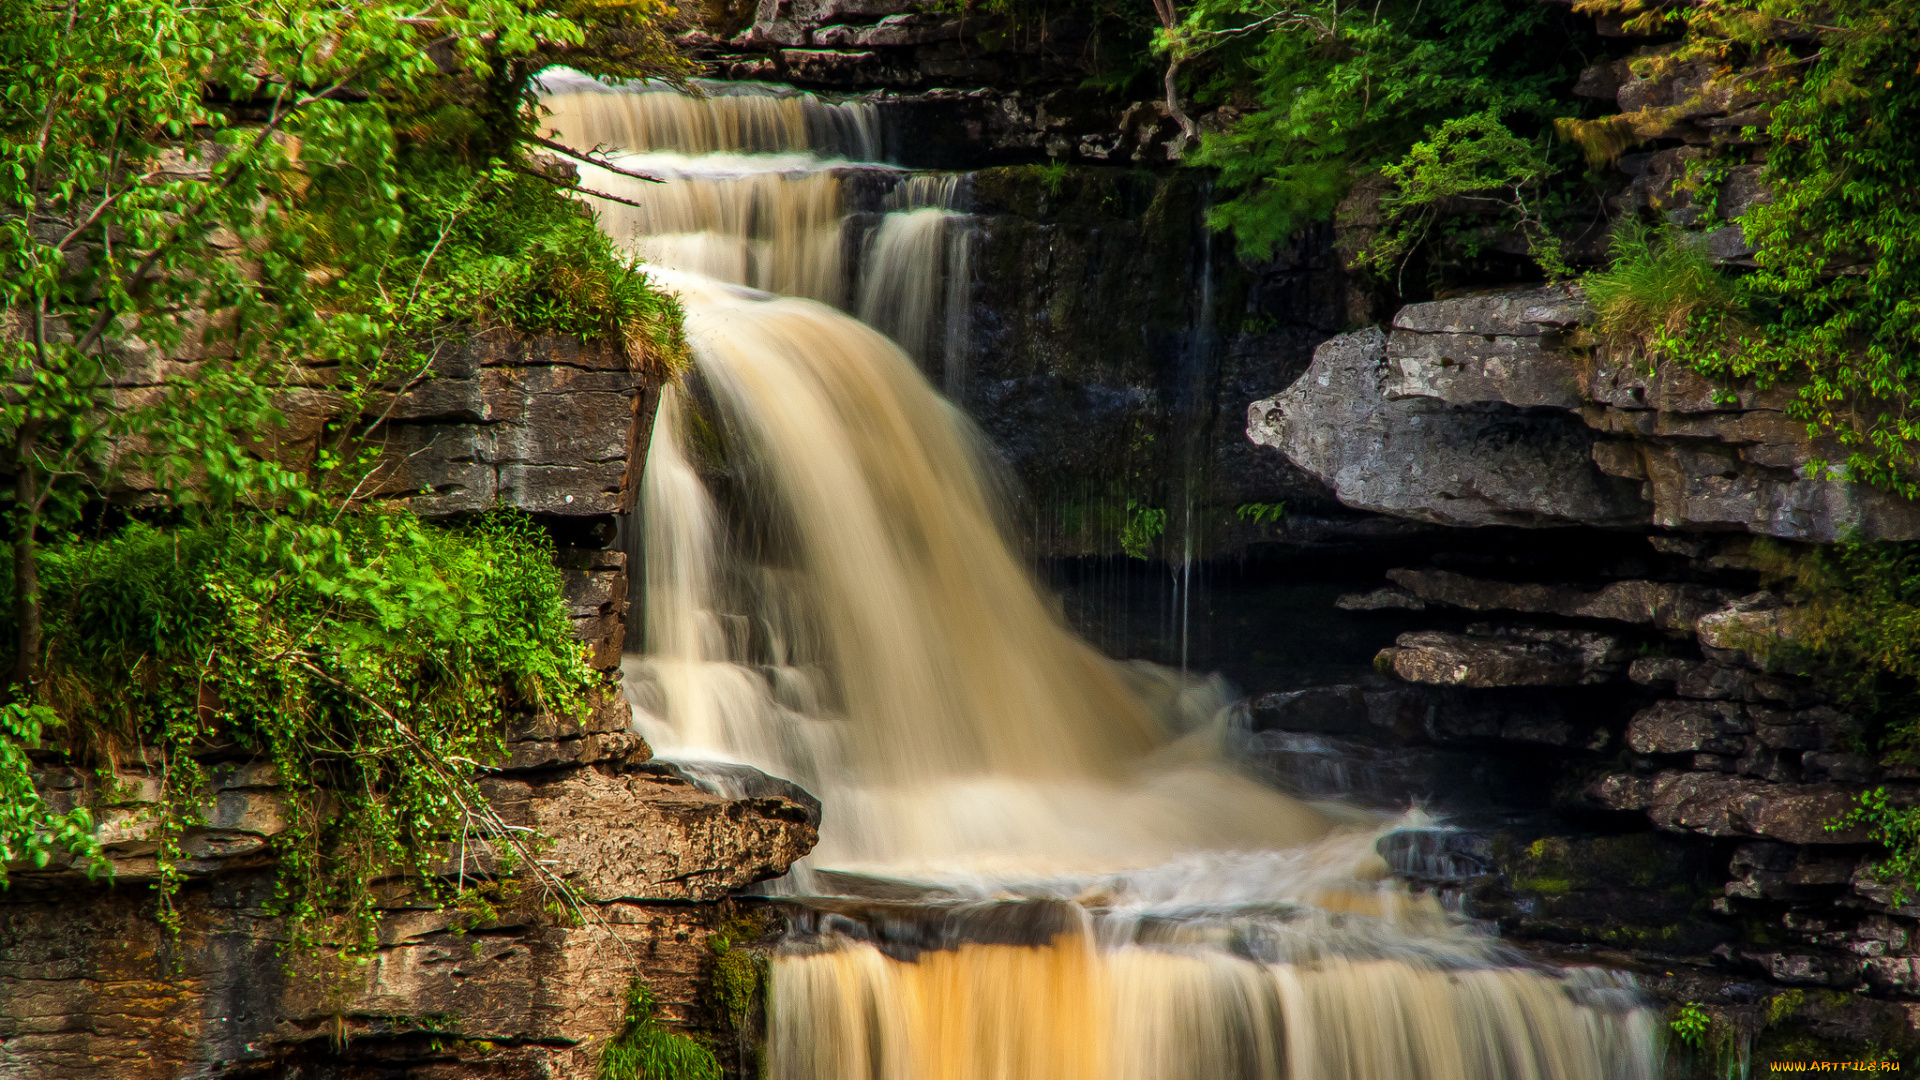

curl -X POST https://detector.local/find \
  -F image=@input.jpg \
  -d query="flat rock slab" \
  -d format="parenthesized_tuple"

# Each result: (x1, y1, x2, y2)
(1645, 771, 1871, 844)
(486, 769, 818, 903)
(1379, 627, 1629, 688)
(1386, 567, 1736, 631)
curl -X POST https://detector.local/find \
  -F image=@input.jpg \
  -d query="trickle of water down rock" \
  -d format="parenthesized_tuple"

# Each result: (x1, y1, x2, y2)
(539, 69, 1663, 1080)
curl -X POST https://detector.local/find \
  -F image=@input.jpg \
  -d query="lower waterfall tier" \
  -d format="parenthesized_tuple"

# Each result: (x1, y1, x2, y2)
(773, 934, 1655, 1080)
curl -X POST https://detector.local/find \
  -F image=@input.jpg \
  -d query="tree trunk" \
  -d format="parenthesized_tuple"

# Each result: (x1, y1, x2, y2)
(1150, 0, 1198, 146)
(13, 418, 42, 692)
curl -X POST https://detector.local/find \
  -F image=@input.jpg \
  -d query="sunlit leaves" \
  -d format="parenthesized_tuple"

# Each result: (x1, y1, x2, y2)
(1358, 109, 1570, 285)
(0, 0, 684, 937)
(0, 701, 99, 883)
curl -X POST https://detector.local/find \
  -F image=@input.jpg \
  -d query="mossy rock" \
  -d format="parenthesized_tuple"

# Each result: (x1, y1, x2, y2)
(1504, 832, 1705, 894)
(969, 165, 1141, 224)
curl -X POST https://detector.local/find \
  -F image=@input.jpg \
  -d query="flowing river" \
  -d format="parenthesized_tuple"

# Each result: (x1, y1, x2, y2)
(538, 69, 1662, 1080)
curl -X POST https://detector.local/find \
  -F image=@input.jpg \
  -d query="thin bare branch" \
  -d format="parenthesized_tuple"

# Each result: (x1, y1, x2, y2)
(512, 164, 649, 208)
(525, 135, 665, 184)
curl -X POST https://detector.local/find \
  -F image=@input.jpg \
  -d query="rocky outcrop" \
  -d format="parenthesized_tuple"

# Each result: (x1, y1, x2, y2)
(1269, 515, 1920, 1000)
(1249, 287, 1920, 541)
(96, 142, 655, 527)
(1, 743, 814, 1080)
(1247, 326, 1650, 529)
(355, 332, 656, 519)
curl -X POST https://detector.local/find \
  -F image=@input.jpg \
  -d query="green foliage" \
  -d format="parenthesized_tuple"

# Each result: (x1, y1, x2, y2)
(1581, 222, 1740, 365)
(0, 701, 99, 884)
(1358, 110, 1569, 285)
(1834, 788, 1920, 904)
(1671, 1003, 1711, 1050)
(0, 0, 690, 697)
(1176, 0, 1596, 260)
(1750, 539, 1920, 747)
(600, 981, 723, 1080)
(1119, 499, 1167, 560)
(0, 0, 685, 945)
(1578, 0, 1920, 496)
(1035, 159, 1071, 197)
(302, 159, 689, 382)
(1747, 539, 1920, 900)
(10, 510, 595, 945)
(1764, 990, 1806, 1028)
(1234, 501, 1286, 525)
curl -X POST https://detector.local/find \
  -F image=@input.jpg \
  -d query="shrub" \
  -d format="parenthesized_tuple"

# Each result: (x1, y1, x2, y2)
(0, 510, 597, 949)
(1580, 221, 1740, 364)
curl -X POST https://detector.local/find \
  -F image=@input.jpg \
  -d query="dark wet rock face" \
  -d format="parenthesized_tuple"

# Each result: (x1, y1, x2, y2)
(952, 171, 1356, 555)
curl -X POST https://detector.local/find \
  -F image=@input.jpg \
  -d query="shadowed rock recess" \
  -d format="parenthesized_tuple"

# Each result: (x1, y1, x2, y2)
(0, 330, 817, 1078)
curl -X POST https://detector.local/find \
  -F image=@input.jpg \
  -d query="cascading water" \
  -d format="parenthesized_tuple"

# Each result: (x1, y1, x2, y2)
(538, 71, 1663, 1079)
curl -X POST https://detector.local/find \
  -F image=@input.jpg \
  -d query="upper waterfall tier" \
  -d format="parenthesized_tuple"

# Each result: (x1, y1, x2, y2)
(535, 68, 973, 374)
(538, 69, 881, 160)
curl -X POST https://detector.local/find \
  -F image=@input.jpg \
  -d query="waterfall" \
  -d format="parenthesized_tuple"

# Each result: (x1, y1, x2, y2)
(536, 69, 971, 365)
(856, 209, 953, 364)
(541, 72, 1662, 1080)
